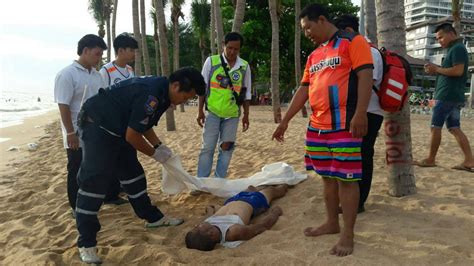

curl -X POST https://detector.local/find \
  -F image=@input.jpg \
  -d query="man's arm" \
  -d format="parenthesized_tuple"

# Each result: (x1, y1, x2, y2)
(350, 68, 373, 138)
(225, 206, 283, 241)
(125, 127, 155, 156)
(143, 128, 161, 147)
(58, 104, 79, 150)
(271, 85, 309, 142)
(197, 57, 211, 127)
(242, 100, 250, 132)
(426, 63, 465, 77)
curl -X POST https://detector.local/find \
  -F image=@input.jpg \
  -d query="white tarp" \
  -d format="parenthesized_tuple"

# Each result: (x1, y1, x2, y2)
(161, 155, 308, 198)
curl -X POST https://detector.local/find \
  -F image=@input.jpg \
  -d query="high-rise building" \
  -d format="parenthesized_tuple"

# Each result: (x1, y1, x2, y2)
(405, 0, 474, 28)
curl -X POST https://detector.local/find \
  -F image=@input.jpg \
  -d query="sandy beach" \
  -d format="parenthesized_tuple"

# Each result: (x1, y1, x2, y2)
(0, 106, 473, 265)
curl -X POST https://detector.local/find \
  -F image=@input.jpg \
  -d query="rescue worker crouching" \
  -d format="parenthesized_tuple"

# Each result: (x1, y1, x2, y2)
(74, 67, 206, 264)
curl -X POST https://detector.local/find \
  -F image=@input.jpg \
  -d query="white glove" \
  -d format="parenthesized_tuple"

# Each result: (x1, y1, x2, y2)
(152, 144, 172, 163)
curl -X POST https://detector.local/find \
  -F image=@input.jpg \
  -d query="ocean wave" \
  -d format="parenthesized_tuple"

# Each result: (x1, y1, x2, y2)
(0, 106, 42, 112)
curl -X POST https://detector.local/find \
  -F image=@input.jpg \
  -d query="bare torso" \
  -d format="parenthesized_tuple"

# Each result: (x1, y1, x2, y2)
(213, 201, 253, 225)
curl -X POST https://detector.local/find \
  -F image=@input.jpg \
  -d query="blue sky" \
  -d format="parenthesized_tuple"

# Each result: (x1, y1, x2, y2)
(0, 0, 360, 95)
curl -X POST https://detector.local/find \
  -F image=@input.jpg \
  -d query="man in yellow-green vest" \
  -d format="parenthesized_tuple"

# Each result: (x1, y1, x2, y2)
(196, 32, 252, 178)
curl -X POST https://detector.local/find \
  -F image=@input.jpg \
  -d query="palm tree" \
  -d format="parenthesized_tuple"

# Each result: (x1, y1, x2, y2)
(140, 0, 151, 75)
(210, 0, 217, 55)
(150, 7, 161, 76)
(132, 0, 143, 75)
(171, 0, 185, 112)
(154, 0, 176, 131)
(88, 0, 113, 61)
(191, 0, 211, 65)
(294, 0, 307, 118)
(232, 0, 246, 33)
(112, 0, 118, 40)
(375, 0, 416, 196)
(214, 0, 224, 54)
(364, 0, 377, 44)
(452, 0, 464, 35)
(269, 0, 281, 123)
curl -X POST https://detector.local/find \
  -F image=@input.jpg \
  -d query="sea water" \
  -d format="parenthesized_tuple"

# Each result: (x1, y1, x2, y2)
(0, 88, 56, 129)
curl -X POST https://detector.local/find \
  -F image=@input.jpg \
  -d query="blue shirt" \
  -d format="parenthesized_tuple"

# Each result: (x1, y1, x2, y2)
(82, 76, 170, 137)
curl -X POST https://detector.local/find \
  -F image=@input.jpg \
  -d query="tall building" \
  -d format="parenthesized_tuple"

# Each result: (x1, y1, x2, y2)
(405, 1, 474, 65)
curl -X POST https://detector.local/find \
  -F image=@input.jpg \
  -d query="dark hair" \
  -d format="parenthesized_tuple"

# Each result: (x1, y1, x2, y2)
(185, 229, 218, 251)
(435, 23, 457, 35)
(113, 33, 138, 54)
(299, 3, 330, 22)
(334, 14, 359, 32)
(169, 67, 206, 96)
(224, 32, 244, 47)
(77, 34, 107, 56)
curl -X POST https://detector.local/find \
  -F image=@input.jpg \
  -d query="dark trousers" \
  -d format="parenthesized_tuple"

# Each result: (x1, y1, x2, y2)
(75, 122, 163, 248)
(65, 150, 122, 211)
(359, 112, 384, 209)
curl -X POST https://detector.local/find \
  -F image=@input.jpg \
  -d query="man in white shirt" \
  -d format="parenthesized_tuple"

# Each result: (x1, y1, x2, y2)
(335, 15, 384, 213)
(54, 34, 107, 216)
(98, 33, 138, 203)
(99, 33, 138, 87)
(196, 32, 252, 180)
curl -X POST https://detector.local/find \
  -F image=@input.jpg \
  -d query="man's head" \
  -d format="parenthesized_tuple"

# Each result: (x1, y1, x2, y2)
(299, 4, 335, 45)
(223, 32, 244, 63)
(334, 14, 359, 33)
(185, 222, 221, 251)
(113, 33, 138, 63)
(435, 23, 458, 48)
(168, 67, 206, 105)
(77, 34, 107, 68)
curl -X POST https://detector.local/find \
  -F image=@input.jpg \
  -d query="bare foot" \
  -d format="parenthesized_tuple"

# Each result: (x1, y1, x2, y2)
(304, 222, 340, 237)
(270, 206, 283, 216)
(330, 235, 354, 257)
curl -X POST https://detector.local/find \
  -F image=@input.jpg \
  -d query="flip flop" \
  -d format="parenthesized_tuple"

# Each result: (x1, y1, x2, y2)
(413, 159, 436, 167)
(146, 216, 184, 228)
(451, 164, 474, 173)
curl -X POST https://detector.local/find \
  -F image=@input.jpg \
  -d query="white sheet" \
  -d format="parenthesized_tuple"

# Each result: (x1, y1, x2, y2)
(160, 155, 308, 198)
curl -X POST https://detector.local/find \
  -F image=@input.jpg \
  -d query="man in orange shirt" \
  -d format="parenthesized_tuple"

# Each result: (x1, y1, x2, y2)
(272, 4, 373, 256)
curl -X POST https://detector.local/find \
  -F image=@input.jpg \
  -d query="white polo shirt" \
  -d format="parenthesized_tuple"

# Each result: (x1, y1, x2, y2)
(54, 61, 105, 148)
(368, 45, 384, 116)
(201, 53, 252, 100)
(99, 61, 135, 87)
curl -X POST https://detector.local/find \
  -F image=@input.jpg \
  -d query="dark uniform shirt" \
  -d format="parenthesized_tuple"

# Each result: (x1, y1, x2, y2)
(81, 76, 170, 137)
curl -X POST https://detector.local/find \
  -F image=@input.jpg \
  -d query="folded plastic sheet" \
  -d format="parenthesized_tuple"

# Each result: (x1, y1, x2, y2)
(161, 155, 308, 198)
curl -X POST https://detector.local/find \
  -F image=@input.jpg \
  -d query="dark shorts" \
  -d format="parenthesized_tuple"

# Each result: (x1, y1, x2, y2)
(224, 191, 270, 217)
(431, 100, 463, 129)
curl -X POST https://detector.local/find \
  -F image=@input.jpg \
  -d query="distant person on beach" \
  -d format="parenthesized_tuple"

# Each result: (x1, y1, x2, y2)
(414, 23, 474, 173)
(74, 67, 205, 264)
(335, 14, 384, 213)
(99, 33, 138, 87)
(196, 32, 252, 180)
(272, 4, 373, 256)
(97, 33, 139, 204)
(54, 34, 107, 217)
(185, 185, 287, 251)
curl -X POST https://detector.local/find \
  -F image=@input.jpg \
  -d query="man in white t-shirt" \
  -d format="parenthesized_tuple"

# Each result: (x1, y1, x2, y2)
(99, 33, 138, 87)
(335, 15, 384, 213)
(98, 33, 138, 203)
(54, 34, 108, 216)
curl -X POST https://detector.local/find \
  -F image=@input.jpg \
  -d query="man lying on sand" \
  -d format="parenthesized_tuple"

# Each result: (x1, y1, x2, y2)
(185, 185, 288, 251)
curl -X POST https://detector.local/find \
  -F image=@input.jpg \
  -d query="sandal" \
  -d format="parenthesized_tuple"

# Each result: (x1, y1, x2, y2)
(451, 164, 474, 173)
(146, 216, 184, 228)
(413, 159, 436, 167)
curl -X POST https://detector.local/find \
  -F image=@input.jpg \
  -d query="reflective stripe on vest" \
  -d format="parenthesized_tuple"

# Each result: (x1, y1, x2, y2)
(206, 55, 248, 118)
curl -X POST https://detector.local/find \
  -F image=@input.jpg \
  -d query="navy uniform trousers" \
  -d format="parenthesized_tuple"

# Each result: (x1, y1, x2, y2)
(75, 121, 163, 248)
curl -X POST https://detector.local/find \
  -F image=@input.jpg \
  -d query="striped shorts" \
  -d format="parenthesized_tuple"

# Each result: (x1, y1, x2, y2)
(304, 127, 362, 182)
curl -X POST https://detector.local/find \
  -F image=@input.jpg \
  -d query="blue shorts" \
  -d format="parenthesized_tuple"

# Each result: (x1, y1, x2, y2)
(224, 191, 270, 217)
(431, 100, 463, 129)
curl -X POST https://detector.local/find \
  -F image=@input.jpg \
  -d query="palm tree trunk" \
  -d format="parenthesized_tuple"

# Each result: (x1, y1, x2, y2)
(132, 0, 143, 76)
(364, 0, 377, 44)
(294, 0, 307, 118)
(231, 0, 246, 33)
(452, 0, 464, 35)
(214, 0, 224, 54)
(269, 0, 281, 123)
(106, 16, 112, 62)
(153, 27, 161, 76)
(154, 0, 176, 131)
(210, 0, 217, 55)
(112, 0, 118, 40)
(376, 0, 416, 197)
(140, 0, 151, 75)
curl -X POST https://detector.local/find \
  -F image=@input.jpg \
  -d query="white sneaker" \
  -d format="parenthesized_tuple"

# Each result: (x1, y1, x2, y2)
(146, 216, 184, 228)
(79, 247, 102, 264)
